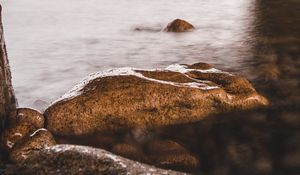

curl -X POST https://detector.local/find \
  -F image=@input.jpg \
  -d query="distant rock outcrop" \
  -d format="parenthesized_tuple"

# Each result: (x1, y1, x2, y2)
(165, 19, 195, 32)
(0, 5, 17, 134)
(44, 62, 268, 136)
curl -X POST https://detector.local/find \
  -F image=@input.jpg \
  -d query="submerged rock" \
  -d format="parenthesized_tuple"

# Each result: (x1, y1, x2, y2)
(165, 19, 195, 32)
(10, 128, 56, 163)
(45, 62, 268, 136)
(9, 144, 184, 175)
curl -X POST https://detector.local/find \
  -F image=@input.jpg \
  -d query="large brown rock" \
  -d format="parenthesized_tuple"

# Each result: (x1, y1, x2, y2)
(45, 63, 268, 136)
(0, 5, 17, 134)
(8, 144, 184, 175)
(165, 19, 195, 32)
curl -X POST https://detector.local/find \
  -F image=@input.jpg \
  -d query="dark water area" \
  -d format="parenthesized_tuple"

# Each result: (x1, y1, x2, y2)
(1, 0, 300, 174)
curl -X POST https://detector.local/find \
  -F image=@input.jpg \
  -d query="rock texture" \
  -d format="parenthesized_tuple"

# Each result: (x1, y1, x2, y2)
(165, 19, 195, 32)
(16, 108, 44, 129)
(45, 63, 268, 136)
(146, 140, 200, 172)
(10, 128, 56, 163)
(8, 144, 185, 175)
(1, 122, 36, 151)
(111, 143, 145, 162)
(0, 5, 17, 134)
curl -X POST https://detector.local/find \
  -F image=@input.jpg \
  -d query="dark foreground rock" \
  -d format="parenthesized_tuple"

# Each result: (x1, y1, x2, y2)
(45, 63, 268, 136)
(165, 19, 195, 32)
(7, 144, 185, 175)
(0, 5, 17, 134)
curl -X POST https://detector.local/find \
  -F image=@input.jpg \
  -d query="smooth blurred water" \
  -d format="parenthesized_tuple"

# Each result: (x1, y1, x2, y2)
(0, 0, 256, 109)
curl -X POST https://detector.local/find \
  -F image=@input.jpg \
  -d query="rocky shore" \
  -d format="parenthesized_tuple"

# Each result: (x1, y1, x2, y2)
(1, 3, 299, 175)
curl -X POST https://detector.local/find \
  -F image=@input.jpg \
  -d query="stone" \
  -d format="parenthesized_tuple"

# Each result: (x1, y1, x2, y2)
(146, 140, 200, 172)
(111, 143, 145, 162)
(45, 63, 268, 136)
(150, 154, 200, 172)
(10, 128, 56, 163)
(147, 140, 187, 155)
(0, 4, 17, 134)
(1, 122, 36, 151)
(9, 144, 184, 175)
(165, 19, 195, 32)
(16, 108, 44, 128)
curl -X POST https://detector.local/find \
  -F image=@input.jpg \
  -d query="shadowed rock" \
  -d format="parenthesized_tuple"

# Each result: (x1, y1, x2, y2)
(45, 63, 268, 136)
(7, 144, 185, 175)
(146, 140, 200, 172)
(111, 143, 145, 162)
(165, 19, 195, 32)
(0, 5, 17, 134)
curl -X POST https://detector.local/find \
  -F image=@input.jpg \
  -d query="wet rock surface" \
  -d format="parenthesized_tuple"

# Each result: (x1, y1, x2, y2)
(7, 144, 185, 175)
(165, 19, 195, 32)
(10, 128, 56, 163)
(45, 62, 268, 136)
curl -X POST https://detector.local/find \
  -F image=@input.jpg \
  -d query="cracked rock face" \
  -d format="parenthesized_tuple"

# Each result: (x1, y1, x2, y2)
(9, 144, 185, 175)
(45, 63, 268, 136)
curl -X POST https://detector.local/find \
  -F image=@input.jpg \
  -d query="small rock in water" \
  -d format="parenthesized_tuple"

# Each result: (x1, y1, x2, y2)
(9, 128, 56, 163)
(165, 19, 195, 32)
(16, 108, 45, 129)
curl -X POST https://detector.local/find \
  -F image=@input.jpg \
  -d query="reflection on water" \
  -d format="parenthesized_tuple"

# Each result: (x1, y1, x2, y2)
(1, 0, 300, 174)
